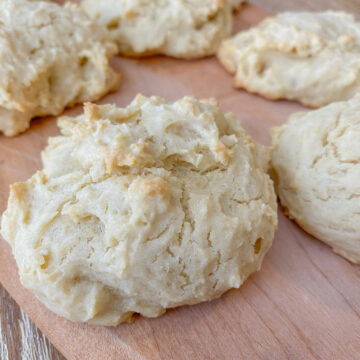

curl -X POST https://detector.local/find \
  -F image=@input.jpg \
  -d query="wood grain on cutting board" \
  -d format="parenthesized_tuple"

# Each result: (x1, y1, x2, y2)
(1, 4, 360, 360)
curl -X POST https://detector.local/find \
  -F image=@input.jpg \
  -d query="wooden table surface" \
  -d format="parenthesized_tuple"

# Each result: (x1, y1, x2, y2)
(1, 1, 359, 359)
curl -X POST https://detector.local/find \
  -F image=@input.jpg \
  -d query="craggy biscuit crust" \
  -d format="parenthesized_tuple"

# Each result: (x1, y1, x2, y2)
(218, 11, 360, 107)
(271, 95, 360, 263)
(1, 95, 277, 325)
(81, 0, 233, 59)
(0, 0, 119, 136)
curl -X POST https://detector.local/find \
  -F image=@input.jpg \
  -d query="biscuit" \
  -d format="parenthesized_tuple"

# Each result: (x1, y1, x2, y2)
(0, 0, 119, 136)
(271, 95, 360, 263)
(80, 0, 233, 59)
(1, 94, 277, 325)
(217, 11, 360, 108)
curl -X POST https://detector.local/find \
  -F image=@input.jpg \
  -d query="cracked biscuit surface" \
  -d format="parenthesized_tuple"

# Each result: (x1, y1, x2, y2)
(80, 0, 233, 59)
(217, 11, 360, 107)
(1, 94, 277, 325)
(0, 0, 119, 136)
(271, 95, 360, 263)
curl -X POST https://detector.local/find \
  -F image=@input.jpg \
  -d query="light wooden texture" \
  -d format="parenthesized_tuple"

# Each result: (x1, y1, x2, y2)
(1, 2, 360, 360)
(0, 286, 63, 360)
(252, 0, 360, 14)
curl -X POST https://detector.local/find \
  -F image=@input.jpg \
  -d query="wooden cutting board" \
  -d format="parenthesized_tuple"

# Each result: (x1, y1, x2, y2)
(1, 5, 360, 359)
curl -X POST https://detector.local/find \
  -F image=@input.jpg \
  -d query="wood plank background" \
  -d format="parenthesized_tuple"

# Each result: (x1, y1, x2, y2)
(0, 1, 358, 359)
(252, 0, 360, 13)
